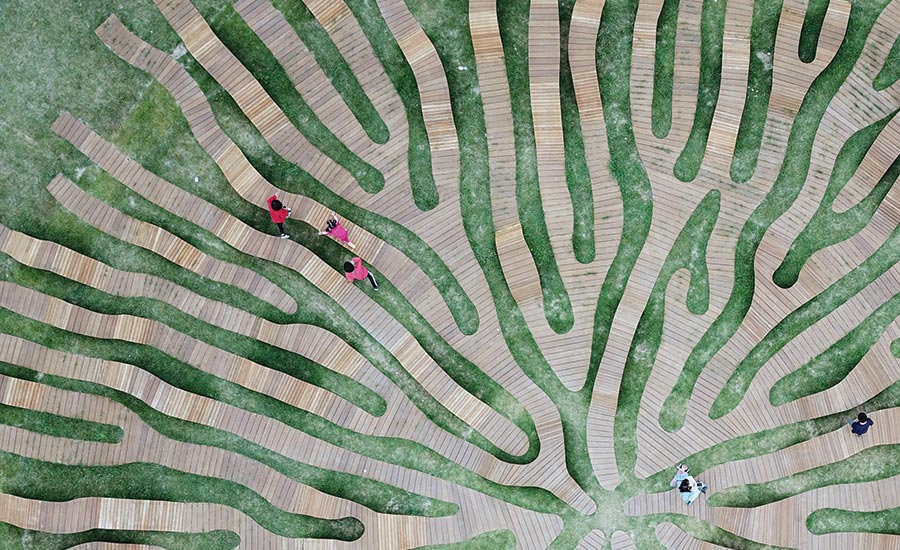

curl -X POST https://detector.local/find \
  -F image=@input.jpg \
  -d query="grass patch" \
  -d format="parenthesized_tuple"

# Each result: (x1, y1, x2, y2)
(654, 514, 793, 549)
(650, 0, 680, 139)
(710, 445, 900, 508)
(269, 0, 389, 145)
(672, 0, 728, 182)
(559, 0, 596, 263)
(411, 529, 516, 549)
(0, 359, 456, 518)
(798, 0, 830, 63)
(808, 507, 900, 535)
(497, 0, 574, 333)
(343, 0, 438, 210)
(662, 0, 890, 431)
(0, 450, 362, 540)
(774, 109, 900, 288)
(190, 0, 384, 193)
(0, 522, 239, 550)
(0, 402, 123, 444)
(729, 0, 782, 183)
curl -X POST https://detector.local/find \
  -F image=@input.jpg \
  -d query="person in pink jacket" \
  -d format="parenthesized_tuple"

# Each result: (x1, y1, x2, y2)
(266, 193, 292, 238)
(318, 211, 355, 248)
(344, 257, 378, 290)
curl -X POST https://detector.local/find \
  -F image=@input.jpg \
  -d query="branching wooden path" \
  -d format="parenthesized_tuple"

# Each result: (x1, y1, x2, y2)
(3, 0, 900, 548)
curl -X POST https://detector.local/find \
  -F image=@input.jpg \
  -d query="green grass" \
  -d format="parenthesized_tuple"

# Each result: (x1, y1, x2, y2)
(497, 0, 574, 333)
(0, 402, 123, 443)
(0, 359, 457, 518)
(729, 0, 782, 183)
(650, 0, 679, 139)
(0, 450, 362, 540)
(798, 0, 831, 63)
(661, 0, 891, 431)
(710, 445, 900, 508)
(0, 522, 240, 550)
(808, 507, 900, 535)
(559, 0, 596, 263)
(343, 0, 439, 210)
(411, 529, 517, 550)
(268, 0, 389, 145)
(655, 514, 794, 549)
(189, 1, 384, 193)
(672, 0, 728, 182)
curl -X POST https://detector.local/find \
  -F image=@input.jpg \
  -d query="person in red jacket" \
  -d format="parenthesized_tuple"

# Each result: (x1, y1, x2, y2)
(266, 193, 292, 238)
(318, 211, 355, 248)
(344, 257, 378, 290)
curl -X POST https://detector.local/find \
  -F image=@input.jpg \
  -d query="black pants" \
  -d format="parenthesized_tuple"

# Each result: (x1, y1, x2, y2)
(276, 222, 285, 235)
(366, 273, 378, 289)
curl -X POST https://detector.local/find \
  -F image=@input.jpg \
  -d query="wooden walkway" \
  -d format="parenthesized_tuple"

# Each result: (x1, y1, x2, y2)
(3, 0, 900, 547)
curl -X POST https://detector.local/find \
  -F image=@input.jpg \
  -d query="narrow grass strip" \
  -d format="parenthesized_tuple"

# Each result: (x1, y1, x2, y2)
(559, 0, 596, 263)
(650, 514, 794, 549)
(343, 0, 438, 210)
(774, 109, 900, 288)
(661, 0, 890, 431)
(769, 290, 900, 405)
(497, 0, 574, 333)
(798, 0, 831, 63)
(0, 522, 240, 550)
(0, 309, 570, 517)
(191, 1, 383, 193)
(179, 55, 479, 335)
(710, 445, 900, 508)
(615, 191, 718, 479)
(267, 0, 389, 144)
(651, 0, 680, 139)
(672, 0, 728, 182)
(411, 529, 517, 550)
(729, 0, 782, 183)
(0, 359, 457, 518)
(2, 243, 384, 415)
(873, 33, 900, 90)
(808, 507, 900, 535)
(0, 402, 123, 444)
(0, 450, 362, 540)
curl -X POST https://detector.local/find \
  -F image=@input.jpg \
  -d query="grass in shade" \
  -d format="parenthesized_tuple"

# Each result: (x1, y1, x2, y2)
(0, 450, 363, 540)
(729, 0, 782, 183)
(798, 0, 831, 63)
(0, 522, 240, 550)
(661, 0, 890, 432)
(650, 0, 680, 139)
(0, 402, 123, 444)
(559, 0, 596, 263)
(497, 0, 573, 333)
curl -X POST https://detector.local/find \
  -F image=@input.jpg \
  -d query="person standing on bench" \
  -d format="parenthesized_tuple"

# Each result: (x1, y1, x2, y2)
(267, 193, 292, 239)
